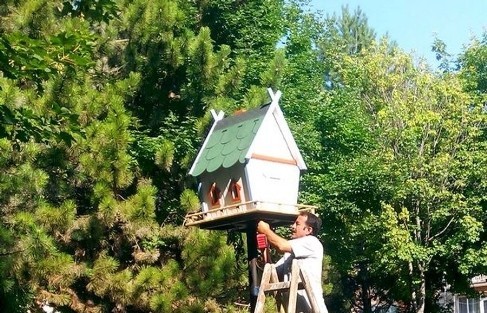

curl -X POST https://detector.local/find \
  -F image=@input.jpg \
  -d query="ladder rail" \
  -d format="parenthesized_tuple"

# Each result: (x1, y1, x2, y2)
(299, 264, 321, 313)
(254, 263, 272, 313)
(254, 259, 322, 313)
(287, 260, 300, 313)
(271, 267, 286, 313)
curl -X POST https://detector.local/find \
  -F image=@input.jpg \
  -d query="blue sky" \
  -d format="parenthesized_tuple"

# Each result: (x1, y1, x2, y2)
(309, 0, 487, 65)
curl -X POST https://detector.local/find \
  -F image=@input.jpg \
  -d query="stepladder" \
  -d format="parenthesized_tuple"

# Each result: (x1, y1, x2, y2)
(253, 259, 321, 313)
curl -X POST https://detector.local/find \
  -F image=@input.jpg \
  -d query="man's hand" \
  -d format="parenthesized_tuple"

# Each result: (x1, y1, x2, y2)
(257, 221, 271, 234)
(256, 220, 292, 253)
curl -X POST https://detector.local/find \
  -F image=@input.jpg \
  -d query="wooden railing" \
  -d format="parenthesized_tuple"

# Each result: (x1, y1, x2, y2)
(183, 201, 316, 226)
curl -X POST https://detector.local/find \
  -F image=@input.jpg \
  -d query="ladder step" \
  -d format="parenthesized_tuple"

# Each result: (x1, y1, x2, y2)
(263, 282, 306, 292)
(263, 281, 290, 292)
(254, 260, 320, 313)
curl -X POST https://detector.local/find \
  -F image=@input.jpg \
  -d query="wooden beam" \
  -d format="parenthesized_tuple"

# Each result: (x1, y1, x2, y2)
(251, 153, 297, 165)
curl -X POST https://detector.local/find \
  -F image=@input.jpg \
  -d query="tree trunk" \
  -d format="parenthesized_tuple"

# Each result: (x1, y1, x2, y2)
(416, 266, 426, 313)
(409, 261, 417, 313)
(361, 283, 372, 313)
(360, 263, 372, 313)
(409, 260, 427, 313)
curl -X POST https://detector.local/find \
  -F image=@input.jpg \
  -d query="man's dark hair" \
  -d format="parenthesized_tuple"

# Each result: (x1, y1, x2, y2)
(300, 211, 321, 236)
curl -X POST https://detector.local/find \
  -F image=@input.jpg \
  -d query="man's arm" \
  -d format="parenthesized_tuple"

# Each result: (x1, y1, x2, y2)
(257, 221, 292, 253)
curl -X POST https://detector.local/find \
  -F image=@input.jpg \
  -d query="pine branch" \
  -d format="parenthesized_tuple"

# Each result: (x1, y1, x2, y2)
(0, 248, 26, 257)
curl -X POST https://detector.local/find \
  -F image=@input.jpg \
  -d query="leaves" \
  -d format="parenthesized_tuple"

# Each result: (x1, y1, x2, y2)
(0, 0, 486, 312)
(312, 27, 487, 311)
(0, 30, 95, 88)
(180, 189, 200, 213)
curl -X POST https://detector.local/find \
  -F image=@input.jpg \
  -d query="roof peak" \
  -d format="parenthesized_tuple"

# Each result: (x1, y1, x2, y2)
(210, 88, 282, 123)
(267, 88, 282, 107)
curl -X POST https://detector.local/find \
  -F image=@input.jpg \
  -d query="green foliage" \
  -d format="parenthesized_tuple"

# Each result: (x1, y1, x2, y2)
(86, 252, 125, 297)
(121, 178, 157, 224)
(0, 78, 80, 145)
(63, 0, 118, 23)
(180, 189, 200, 213)
(35, 200, 77, 233)
(0, 25, 95, 89)
(313, 34, 487, 312)
(432, 37, 454, 72)
(154, 139, 175, 171)
(324, 5, 376, 55)
(458, 32, 487, 93)
(182, 229, 240, 298)
(200, 0, 286, 86)
(1, 0, 256, 309)
(0, 0, 486, 312)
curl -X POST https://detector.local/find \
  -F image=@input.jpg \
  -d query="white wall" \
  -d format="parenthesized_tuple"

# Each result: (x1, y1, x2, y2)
(245, 158, 300, 209)
(251, 113, 294, 160)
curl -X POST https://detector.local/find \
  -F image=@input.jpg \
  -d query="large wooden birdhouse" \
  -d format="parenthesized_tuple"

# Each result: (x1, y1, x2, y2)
(184, 89, 314, 231)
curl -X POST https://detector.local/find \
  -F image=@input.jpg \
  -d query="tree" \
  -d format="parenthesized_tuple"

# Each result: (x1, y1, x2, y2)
(0, 0, 290, 311)
(199, 0, 286, 88)
(317, 39, 487, 313)
(0, 3, 217, 313)
(3, 0, 484, 312)
(458, 32, 487, 94)
(318, 4, 376, 60)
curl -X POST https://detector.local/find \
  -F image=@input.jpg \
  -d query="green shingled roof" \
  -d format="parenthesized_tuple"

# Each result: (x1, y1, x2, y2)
(190, 104, 271, 176)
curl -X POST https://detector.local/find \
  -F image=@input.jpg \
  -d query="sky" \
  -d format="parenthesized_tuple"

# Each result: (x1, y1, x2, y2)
(309, 0, 487, 65)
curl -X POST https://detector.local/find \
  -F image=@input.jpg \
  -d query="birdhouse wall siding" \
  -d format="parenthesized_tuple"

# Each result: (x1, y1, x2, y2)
(198, 164, 248, 210)
(245, 158, 300, 212)
(251, 113, 294, 160)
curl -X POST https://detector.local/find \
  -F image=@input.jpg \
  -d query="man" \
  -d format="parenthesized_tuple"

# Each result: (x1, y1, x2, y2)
(257, 211, 328, 313)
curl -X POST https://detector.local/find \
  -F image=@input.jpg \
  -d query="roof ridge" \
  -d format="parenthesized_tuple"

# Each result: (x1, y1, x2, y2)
(213, 103, 271, 131)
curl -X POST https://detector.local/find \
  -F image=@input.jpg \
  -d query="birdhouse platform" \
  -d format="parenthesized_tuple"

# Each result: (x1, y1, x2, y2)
(183, 201, 316, 231)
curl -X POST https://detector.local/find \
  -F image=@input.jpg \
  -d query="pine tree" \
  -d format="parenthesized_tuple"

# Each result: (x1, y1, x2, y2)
(0, 0, 288, 311)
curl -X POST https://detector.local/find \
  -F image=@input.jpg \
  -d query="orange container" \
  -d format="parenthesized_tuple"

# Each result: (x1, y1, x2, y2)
(256, 234, 268, 249)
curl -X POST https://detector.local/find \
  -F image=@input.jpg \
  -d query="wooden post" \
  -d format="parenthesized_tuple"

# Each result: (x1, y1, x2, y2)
(246, 223, 258, 312)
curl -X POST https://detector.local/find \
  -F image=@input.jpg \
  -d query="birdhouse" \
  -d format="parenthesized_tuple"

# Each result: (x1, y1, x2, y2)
(184, 89, 314, 231)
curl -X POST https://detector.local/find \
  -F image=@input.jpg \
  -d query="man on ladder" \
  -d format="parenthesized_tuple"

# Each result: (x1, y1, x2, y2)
(257, 211, 329, 313)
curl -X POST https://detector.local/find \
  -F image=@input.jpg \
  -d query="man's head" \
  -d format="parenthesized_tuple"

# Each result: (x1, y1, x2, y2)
(290, 211, 322, 239)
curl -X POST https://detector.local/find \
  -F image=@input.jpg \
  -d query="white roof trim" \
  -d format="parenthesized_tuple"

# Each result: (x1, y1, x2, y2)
(272, 104, 307, 170)
(210, 109, 225, 122)
(268, 88, 282, 106)
(244, 89, 306, 170)
(188, 109, 225, 175)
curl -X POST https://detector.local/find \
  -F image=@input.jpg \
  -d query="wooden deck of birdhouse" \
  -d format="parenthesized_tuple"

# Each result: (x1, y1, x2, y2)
(183, 201, 316, 231)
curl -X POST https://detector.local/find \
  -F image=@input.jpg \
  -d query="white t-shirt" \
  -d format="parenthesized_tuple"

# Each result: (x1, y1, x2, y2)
(275, 235, 328, 313)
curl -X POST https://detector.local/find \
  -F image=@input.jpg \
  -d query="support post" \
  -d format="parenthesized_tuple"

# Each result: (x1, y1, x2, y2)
(246, 223, 258, 312)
